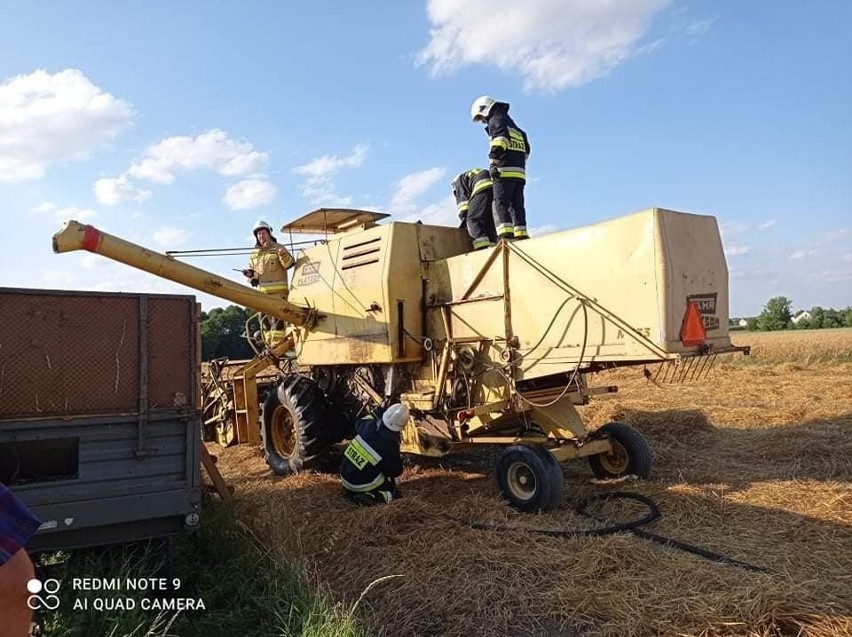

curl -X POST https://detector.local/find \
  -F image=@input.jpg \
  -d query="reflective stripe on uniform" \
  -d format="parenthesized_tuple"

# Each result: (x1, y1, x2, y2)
(472, 237, 492, 249)
(490, 136, 509, 149)
(341, 473, 386, 493)
(259, 279, 289, 293)
(514, 226, 529, 238)
(471, 178, 492, 196)
(457, 200, 469, 212)
(508, 128, 527, 152)
(497, 166, 525, 179)
(342, 434, 383, 471)
(265, 330, 289, 344)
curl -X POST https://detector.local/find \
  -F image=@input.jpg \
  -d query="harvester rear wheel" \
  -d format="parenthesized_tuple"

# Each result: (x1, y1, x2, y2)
(495, 444, 564, 512)
(261, 375, 334, 476)
(588, 422, 653, 479)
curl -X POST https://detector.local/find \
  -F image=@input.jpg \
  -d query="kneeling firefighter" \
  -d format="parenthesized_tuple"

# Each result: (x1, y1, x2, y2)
(340, 403, 409, 506)
(451, 167, 497, 250)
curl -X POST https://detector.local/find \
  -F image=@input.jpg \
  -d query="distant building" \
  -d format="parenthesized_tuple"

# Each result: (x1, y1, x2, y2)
(792, 311, 812, 324)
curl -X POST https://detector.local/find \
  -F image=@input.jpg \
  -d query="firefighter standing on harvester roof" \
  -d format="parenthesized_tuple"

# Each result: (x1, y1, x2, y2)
(451, 167, 497, 250)
(470, 95, 531, 241)
(242, 220, 295, 349)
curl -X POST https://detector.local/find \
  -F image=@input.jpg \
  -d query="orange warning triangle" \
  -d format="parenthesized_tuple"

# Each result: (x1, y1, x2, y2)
(680, 301, 707, 347)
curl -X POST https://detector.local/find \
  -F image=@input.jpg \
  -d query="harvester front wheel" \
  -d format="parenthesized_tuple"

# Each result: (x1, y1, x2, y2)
(588, 422, 653, 479)
(261, 375, 333, 476)
(495, 444, 564, 513)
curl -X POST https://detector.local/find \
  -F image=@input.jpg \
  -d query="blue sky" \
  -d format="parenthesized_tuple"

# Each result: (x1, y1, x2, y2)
(1, 0, 849, 317)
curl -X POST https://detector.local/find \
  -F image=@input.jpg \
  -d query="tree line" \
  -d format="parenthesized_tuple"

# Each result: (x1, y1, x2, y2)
(743, 296, 852, 331)
(200, 305, 255, 361)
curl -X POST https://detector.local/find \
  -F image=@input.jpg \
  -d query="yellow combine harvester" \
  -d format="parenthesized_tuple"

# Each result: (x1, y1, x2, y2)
(53, 207, 748, 511)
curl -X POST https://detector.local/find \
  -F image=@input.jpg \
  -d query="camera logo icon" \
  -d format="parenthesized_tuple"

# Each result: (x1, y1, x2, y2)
(26, 578, 61, 610)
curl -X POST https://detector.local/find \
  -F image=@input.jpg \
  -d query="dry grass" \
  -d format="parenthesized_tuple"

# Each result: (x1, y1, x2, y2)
(210, 329, 852, 637)
(729, 327, 852, 365)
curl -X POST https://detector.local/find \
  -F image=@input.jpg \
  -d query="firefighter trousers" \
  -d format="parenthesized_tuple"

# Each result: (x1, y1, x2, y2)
(343, 477, 397, 506)
(260, 289, 290, 348)
(492, 178, 528, 239)
(466, 191, 498, 250)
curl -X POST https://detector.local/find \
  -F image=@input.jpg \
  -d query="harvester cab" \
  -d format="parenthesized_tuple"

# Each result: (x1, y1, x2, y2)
(52, 206, 749, 512)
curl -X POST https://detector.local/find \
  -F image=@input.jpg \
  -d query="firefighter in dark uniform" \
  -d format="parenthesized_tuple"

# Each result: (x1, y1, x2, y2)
(451, 168, 497, 250)
(470, 95, 531, 241)
(340, 403, 409, 506)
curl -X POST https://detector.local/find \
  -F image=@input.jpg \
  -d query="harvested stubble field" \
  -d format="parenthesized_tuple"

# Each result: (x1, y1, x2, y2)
(212, 328, 852, 637)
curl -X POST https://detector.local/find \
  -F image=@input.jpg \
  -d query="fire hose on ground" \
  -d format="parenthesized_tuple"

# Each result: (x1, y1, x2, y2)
(447, 492, 771, 574)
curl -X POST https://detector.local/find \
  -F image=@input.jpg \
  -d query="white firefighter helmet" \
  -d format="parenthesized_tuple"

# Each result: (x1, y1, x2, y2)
(470, 95, 497, 122)
(252, 219, 273, 235)
(382, 403, 410, 432)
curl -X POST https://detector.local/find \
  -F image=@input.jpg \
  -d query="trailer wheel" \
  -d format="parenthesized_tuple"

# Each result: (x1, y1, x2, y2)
(495, 444, 564, 512)
(261, 375, 334, 476)
(588, 422, 653, 479)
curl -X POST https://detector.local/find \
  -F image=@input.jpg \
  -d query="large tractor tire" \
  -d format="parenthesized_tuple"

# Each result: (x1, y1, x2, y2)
(495, 444, 564, 513)
(261, 375, 335, 476)
(588, 422, 653, 479)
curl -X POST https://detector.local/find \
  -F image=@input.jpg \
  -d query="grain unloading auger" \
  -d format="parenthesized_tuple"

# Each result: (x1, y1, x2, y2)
(53, 207, 749, 511)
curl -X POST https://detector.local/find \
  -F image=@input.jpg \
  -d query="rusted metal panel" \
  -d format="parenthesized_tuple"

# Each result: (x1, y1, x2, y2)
(148, 296, 195, 409)
(0, 289, 139, 417)
(0, 288, 197, 419)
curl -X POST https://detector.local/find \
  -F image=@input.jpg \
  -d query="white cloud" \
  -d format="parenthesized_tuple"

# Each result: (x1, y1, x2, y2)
(94, 175, 152, 205)
(34, 201, 98, 222)
(726, 245, 751, 256)
(37, 270, 74, 287)
(0, 68, 132, 181)
(789, 250, 809, 261)
(677, 15, 718, 43)
(151, 226, 190, 248)
(293, 144, 367, 205)
(416, 0, 671, 92)
(390, 167, 447, 210)
(529, 224, 559, 237)
(96, 129, 269, 206)
(810, 228, 850, 248)
(398, 194, 458, 227)
(807, 268, 852, 284)
(720, 219, 778, 240)
(127, 129, 267, 184)
(80, 253, 102, 269)
(33, 202, 57, 213)
(841, 253, 852, 264)
(294, 144, 368, 180)
(223, 176, 277, 210)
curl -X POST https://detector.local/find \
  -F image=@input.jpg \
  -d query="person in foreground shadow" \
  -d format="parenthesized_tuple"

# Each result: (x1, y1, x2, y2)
(0, 482, 41, 637)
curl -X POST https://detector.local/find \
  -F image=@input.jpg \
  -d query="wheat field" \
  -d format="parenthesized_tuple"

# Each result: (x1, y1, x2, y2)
(212, 328, 852, 637)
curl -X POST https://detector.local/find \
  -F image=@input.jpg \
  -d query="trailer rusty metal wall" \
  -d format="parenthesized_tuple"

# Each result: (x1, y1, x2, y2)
(0, 288, 198, 417)
(0, 287, 202, 551)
